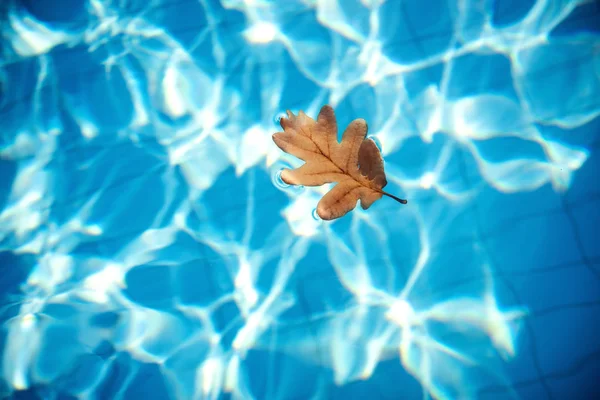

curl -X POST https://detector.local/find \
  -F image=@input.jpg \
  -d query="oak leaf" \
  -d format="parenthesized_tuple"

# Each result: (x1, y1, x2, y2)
(272, 105, 407, 220)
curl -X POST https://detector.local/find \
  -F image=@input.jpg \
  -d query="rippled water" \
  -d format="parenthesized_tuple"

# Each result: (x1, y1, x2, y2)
(1, 0, 599, 399)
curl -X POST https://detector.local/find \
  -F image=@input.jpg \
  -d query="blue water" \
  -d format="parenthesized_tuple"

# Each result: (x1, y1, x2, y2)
(1, 0, 599, 399)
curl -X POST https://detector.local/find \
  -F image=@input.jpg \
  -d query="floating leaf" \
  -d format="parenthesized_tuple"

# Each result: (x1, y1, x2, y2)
(272, 105, 407, 220)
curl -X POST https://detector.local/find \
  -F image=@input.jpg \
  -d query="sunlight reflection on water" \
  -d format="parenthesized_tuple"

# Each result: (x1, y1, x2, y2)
(1, 0, 599, 399)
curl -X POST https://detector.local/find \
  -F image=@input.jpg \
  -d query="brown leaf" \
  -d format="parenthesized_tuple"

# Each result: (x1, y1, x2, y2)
(272, 105, 407, 220)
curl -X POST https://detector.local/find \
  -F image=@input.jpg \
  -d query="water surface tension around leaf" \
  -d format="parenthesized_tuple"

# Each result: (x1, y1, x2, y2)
(272, 105, 407, 220)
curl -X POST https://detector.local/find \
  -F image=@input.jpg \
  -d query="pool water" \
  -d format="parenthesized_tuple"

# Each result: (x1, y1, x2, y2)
(1, 0, 599, 399)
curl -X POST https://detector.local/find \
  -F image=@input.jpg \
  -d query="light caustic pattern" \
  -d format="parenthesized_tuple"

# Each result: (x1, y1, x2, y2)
(0, 0, 599, 399)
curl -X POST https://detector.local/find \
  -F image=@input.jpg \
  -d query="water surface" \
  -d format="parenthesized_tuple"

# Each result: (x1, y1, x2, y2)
(1, 0, 599, 399)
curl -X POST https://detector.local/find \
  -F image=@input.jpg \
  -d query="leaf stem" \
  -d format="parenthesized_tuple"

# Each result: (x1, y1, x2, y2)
(382, 191, 408, 205)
